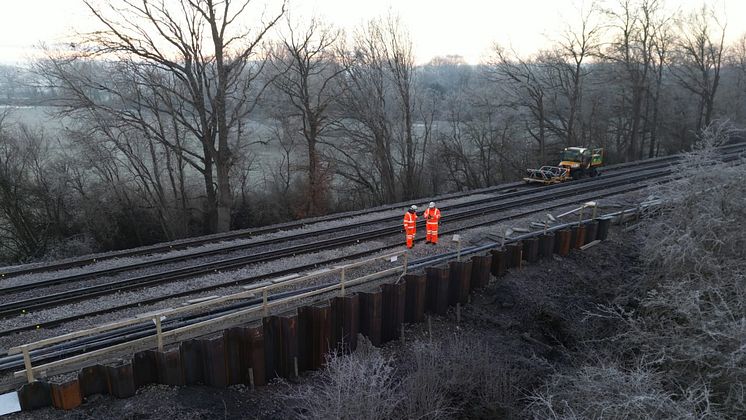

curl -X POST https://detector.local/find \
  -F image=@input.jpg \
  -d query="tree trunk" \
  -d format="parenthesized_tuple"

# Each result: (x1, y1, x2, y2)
(307, 136, 320, 217)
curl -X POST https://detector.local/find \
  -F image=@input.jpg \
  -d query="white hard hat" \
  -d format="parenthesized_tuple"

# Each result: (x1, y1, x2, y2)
(429, 202, 435, 208)
(410, 205, 417, 211)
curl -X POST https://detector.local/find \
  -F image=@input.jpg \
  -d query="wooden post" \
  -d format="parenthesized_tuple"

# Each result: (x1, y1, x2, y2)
(340, 269, 346, 297)
(154, 316, 164, 352)
(248, 368, 255, 391)
(262, 287, 269, 316)
(22, 346, 34, 383)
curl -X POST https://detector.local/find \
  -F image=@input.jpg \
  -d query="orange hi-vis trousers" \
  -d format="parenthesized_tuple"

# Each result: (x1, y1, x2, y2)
(403, 211, 417, 248)
(423, 207, 441, 244)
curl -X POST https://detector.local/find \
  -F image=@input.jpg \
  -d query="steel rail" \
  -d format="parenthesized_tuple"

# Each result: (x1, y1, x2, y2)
(4, 148, 744, 337)
(0, 193, 671, 376)
(1, 145, 732, 298)
(1, 148, 744, 319)
(0, 154, 691, 293)
(0, 178, 656, 337)
(0, 153, 743, 387)
(0, 160, 702, 317)
(2, 142, 741, 280)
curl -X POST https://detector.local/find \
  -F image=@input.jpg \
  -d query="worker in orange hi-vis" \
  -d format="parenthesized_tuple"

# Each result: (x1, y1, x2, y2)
(403, 205, 418, 249)
(423, 201, 441, 244)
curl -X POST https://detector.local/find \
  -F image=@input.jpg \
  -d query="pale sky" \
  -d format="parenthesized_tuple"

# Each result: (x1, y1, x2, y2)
(0, 0, 744, 65)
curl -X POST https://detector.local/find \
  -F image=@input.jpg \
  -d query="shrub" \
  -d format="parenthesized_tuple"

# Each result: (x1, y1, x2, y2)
(528, 363, 712, 419)
(282, 336, 402, 420)
(399, 332, 523, 419)
(534, 122, 746, 419)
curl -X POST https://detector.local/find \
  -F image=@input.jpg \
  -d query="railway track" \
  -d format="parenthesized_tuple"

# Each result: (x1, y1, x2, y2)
(0, 148, 743, 391)
(0, 196, 673, 385)
(3, 143, 741, 298)
(2, 143, 740, 280)
(0, 157, 676, 291)
(0, 157, 722, 319)
(0, 179, 656, 336)
(1, 146, 743, 336)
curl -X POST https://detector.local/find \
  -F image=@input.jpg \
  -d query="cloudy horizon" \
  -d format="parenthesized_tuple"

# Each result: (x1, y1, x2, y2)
(0, 0, 744, 66)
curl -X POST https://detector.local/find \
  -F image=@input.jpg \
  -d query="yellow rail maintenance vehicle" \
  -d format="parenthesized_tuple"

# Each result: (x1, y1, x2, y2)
(524, 147, 604, 185)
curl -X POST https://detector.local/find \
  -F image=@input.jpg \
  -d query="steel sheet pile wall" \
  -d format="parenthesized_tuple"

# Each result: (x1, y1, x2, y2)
(16, 218, 610, 411)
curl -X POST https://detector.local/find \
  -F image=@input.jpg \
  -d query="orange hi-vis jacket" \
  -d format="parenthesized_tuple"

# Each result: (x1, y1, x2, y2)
(403, 210, 417, 248)
(423, 207, 441, 227)
(403, 211, 417, 232)
(422, 207, 441, 243)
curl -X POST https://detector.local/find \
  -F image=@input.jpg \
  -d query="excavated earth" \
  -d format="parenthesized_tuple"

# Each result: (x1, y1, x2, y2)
(6, 227, 642, 419)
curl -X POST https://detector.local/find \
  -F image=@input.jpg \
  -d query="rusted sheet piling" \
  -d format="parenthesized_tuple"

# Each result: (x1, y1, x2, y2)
(584, 221, 599, 244)
(426, 266, 450, 315)
(297, 306, 314, 371)
(489, 248, 508, 277)
(448, 260, 472, 305)
(571, 225, 586, 249)
(403, 274, 426, 323)
(470, 254, 492, 289)
(17, 382, 51, 411)
(381, 282, 406, 342)
(132, 350, 158, 388)
(538, 233, 555, 259)
(104, 360, 135, 398)
(245, 326, 266, 386)
(156, 347, 185, 386)
(180, 340, 203, 385)
(278, 315, 299, 378)
(78, 365, 107, 397)
(358, 290, 382, 346)
(224, 328, 244, 386)
(222, 325, 264, 386)
(555, 229, 572, 256)
(50, 377, 81, 410)
(506, 242, 523, 268)
(522, 238, 539, 263)
(200, 336, 228, 387)
(597, 217, 612, 240)
(263, 316, 282, 380)
(298, 305, 331, 370)
(331, 295, 359, 353)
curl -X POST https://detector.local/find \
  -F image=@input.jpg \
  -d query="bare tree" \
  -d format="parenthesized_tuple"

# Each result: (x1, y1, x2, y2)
(603, 0, 664, 160)
(544, 3, 603, 147)
(647, 6, 674, 157)
(0, 114, 72, 262)
(331, 15, 426, 204)
(37, 0, 286, 233)
(380, 16, 421, 200)
(270, 18, 345, 217)
(671, 5, 726, 133)
(485, 45, 550, 163)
